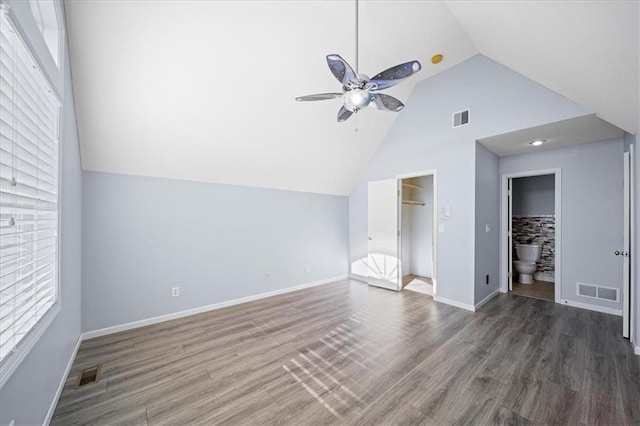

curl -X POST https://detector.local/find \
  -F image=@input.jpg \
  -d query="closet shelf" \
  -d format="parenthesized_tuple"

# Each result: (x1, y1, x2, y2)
(402, 183, 424, 191)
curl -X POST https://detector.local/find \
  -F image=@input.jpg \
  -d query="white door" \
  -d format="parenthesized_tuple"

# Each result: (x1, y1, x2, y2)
(508, 178, 513, 291)
(367, 179, 400, 290)
(621, 152, 631, 338)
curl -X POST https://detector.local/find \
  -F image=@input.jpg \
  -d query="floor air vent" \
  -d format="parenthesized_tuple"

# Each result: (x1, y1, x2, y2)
(453, 109, 469, 127)
(577, 283, 618, 302)
(77, 365, 102, 387)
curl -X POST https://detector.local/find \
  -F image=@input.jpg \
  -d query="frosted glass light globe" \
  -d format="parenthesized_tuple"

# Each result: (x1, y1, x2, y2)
(343, 89, 371, 112)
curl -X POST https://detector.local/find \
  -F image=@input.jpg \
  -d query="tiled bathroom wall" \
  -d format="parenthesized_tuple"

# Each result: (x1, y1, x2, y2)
(512, 215, 555, 282)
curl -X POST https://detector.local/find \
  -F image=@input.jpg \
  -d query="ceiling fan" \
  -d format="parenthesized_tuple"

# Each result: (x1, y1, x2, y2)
(295, 1, 422, 122)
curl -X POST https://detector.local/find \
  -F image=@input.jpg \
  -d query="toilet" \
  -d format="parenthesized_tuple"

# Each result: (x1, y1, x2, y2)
(514, 244, 541, 284)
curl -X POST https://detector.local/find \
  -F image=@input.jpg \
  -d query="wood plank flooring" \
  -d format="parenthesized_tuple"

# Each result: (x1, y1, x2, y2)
(52, 279, 640, 425)
(512, 279, 555, 301)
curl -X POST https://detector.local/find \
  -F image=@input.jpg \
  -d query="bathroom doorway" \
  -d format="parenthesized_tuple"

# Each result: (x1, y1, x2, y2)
(398, 173, 435, 296)
(501, 169, 561, 302)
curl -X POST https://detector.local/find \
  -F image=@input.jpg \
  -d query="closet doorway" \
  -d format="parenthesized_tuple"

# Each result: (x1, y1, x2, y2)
(399, 173, 436, 296)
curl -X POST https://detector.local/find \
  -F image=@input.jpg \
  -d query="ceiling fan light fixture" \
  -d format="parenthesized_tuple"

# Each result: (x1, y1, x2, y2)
(294, 0, 421, 122)
(343, 88, 371, 112)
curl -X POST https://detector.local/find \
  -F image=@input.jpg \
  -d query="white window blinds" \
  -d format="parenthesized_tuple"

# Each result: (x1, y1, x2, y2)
(0, 10, 61, 366)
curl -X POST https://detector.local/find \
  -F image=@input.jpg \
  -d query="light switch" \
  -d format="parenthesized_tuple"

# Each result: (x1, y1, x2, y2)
(485, 224, 490, 233)
(438, 224, 445, 233)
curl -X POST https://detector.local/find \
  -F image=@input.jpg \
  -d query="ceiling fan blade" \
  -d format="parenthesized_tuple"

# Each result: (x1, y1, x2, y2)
(327, 54, 358, 85)
(337, 106, 354, 122)
(295, 93, 343, 102)
(370, 60, 421, 91)
(371, 93, 404, 112)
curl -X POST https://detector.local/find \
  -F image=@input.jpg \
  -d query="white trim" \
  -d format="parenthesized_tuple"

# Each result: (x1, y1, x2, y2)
(0, 304, 60, 388)
(348, 273, 368, 283)
(43, 334, 82, 426)
(395, 169, 438, 298)
(83, 275, 348, 339)
(475, 289, 500, 310)
(635, 346, 640, 356)
(500, 168, 562, 304)
(559, 299, 622, 316)
(434, 295, 475, 312)
(629, 144, 635, 341)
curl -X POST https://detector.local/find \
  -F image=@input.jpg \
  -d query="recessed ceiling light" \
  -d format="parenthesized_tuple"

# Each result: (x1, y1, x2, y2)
(431, 54, 443, 64)
(529, 139, 546, 146)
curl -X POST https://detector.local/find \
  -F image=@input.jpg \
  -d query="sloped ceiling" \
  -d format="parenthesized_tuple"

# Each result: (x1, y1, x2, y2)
(65, 1, 638, 196)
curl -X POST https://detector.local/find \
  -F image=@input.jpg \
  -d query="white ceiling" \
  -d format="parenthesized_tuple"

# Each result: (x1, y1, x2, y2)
(65, 1, 639, 196)
(478, 114, 626, 157)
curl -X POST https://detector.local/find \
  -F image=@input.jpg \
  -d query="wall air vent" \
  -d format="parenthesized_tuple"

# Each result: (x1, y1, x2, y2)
(453, 109, 470, 128)
(577, 282, 618, 302)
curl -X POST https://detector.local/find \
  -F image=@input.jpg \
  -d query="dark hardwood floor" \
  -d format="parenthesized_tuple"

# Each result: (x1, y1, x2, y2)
(52, 280, 640, 425)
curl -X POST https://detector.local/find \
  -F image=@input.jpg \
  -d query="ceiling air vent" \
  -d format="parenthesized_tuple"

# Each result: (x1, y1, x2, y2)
(453, 109, 469, 128)
(577, 283, 618, 302)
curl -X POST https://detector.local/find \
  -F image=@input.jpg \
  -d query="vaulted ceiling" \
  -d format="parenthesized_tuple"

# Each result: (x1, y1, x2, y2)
(65, 0, 638, 196)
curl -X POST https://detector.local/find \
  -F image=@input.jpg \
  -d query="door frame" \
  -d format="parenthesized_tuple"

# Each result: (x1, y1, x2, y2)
(500, 168, 562, 303)
(396, 169, 438, 296)
(623, 145, 635, 339)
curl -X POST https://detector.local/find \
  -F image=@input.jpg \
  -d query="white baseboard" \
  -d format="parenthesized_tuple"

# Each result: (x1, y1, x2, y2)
(635, 345, 640, 356)
(433, 295, 475, 312)
(83, 275, 348, 340)
(43, 334, 82, 426)
(348, 273, 368, 283)
(475, 289, 500, 310)
(559, 299, 622, 316)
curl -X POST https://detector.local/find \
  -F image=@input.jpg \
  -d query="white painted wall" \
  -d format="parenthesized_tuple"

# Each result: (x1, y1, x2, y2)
(475, 143, 501, 304)
(500, 138, 625, 311)
(82, 172, 349, 332)
(512, 174, 555, 216)
(409, 176, 434, 278)
(0, 2, 83, 425)
(349, 55, 590, 307)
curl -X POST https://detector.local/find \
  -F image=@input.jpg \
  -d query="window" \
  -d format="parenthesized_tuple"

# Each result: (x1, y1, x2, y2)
(0, 8, 61, 385)
(28, 0, 60, 67)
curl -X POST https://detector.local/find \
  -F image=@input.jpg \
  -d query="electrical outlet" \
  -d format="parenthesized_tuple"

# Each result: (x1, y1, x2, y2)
(305, 265, 311, 273)
(171, 287, 180, 297)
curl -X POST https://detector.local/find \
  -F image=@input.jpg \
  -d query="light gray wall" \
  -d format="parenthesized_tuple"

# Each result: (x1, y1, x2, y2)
(475, 143, 500, 304)
(401, 207, 412, 276)
(409, 175, 433, 278)
(82, 172, 349, 332)
(512, 174, 555, 216)
(500, 138, 624, 310)
(0, 1, 83, 425)
(348, 54, 589, 307)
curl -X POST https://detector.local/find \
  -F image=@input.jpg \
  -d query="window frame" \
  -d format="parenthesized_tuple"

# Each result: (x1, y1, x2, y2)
(0, 1, 63, 389)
